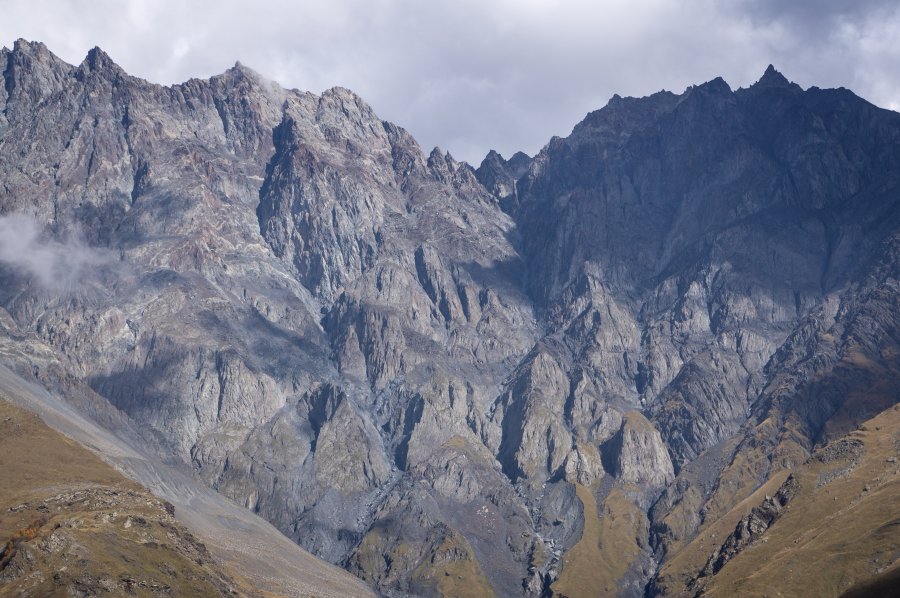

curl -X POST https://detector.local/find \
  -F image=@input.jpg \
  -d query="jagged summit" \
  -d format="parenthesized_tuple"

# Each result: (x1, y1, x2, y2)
(5, 38, 60, 66)
(79, 46, 126, 77)
(428, 146, 449, 161)
(692, 75, 732, 95)
(215, 59, 284, 99)
(481, 148, 505, 164)
(3, 38, 293, 101)
(758, 63, 791, 87)
(745, 63, 806, 95)
(225, 59, 257, 77)
(11, 37, 49, 53)
(479, 149, 531, 166)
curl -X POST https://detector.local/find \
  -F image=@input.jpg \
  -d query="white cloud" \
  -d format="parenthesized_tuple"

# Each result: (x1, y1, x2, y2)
(1, 0, 898, 163)
(0, 214, 116, 290)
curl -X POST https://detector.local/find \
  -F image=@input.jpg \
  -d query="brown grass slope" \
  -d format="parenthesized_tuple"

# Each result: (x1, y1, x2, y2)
(0, 400, 239, 597)
(551, 484, 648, 598)
(658, 404, 900, 597)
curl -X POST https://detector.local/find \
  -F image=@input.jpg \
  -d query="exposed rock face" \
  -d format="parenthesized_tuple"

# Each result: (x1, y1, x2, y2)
(510, 70, 900, 467)
(699, 474, 800, 577)
(2, 42, 900, 596)
(604, 412, 675, 491)
(475, 149, 531, 213)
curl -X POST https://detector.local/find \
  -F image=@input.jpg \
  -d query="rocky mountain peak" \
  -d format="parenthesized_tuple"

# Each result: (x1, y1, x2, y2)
(505, 150, 532, 175)
(475, 149, 528, 212)
(2, 39, 73, 112)
(568, 88, 680, 145)
(427, 146, 456, 173)
(692, 75, 732, 96)
(80, 46, 122, 75)
(757, 63, 792, 87)
(477, 149, 531, 177)
(479, 148, 505, 168)
(746, 64, 805, 97)
(222, 60, 264, 83)
(6, 38, 69, 77)
(319, 85, 374, 111)
(313, 85, 387, 145)
(10, 38, 52, 59)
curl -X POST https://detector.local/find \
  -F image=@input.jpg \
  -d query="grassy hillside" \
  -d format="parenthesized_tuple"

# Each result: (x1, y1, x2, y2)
(657, 404, 900, 597)
(0, 399, 241, 596)
(551, 484, 647, 598)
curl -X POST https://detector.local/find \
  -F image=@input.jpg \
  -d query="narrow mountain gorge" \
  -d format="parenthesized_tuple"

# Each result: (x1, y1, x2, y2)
(0, 40, 898, 596)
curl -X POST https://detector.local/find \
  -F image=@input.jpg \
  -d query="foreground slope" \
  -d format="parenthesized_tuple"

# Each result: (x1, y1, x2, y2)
(654, 403, 900, 597)
(0, 399, 238, 596)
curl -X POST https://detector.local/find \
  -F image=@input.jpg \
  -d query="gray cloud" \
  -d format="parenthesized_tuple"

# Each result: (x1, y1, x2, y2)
(1, 1, 899, 163)
(738, 0, 898, 31)
(0, 214, 116, 290)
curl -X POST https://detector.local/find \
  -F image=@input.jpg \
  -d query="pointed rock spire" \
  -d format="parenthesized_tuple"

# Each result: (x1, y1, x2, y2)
(757, 64, 791, 88)
(85, 46, 110, 69)
(79, 46, 125, 78)
(480, 149, 506, 169)
(227, 60, 258, 79)
(427, 146, 449, 176)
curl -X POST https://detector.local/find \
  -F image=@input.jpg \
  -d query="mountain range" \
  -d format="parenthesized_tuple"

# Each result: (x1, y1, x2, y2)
(0, 39, 898, 596)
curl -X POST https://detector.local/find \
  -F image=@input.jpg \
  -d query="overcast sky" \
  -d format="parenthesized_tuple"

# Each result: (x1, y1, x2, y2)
(3, 0, 899, 164)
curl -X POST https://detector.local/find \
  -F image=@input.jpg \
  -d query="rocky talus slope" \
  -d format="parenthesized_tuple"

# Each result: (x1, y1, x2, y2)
(0, 40, 898, 596)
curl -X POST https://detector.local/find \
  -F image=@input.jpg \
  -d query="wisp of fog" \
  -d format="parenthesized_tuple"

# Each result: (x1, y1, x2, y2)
(0, 213, 116, 290)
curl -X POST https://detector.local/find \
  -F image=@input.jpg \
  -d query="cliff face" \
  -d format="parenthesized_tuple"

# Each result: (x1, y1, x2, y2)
(509, 67, 900, 464)
(1, 41, 898, 596)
